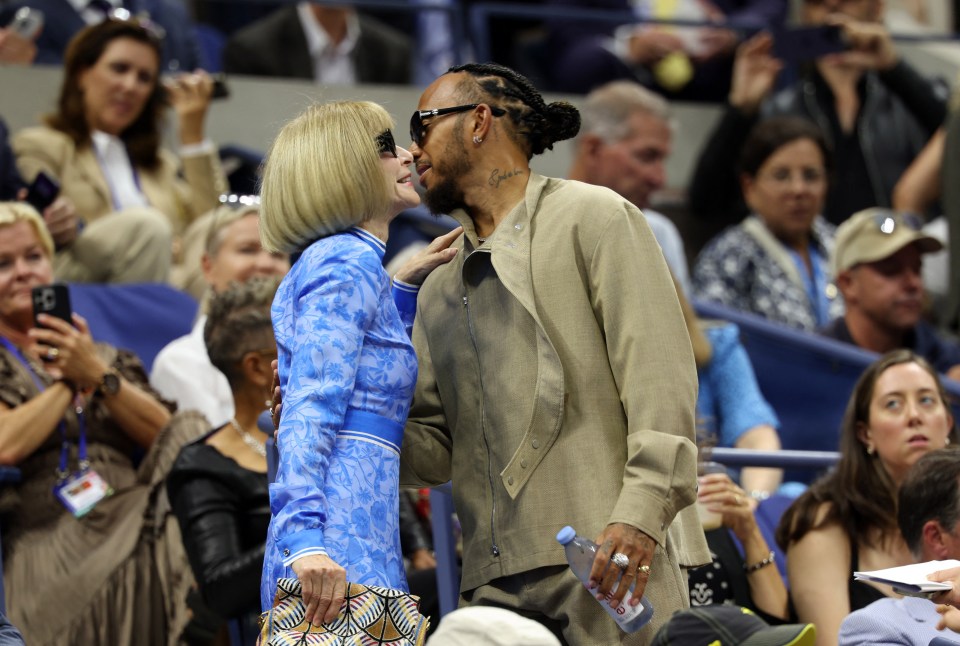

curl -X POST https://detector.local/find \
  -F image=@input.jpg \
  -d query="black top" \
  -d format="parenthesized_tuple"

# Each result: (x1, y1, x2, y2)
(166, 435, 270, 621)
(848, 541, 888, 612)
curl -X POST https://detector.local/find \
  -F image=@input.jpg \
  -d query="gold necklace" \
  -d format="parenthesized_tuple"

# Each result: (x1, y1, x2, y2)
(229, 418, 266, 457)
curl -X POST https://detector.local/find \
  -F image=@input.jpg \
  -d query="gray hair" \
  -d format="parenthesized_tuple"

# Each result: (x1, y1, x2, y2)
(204, 276, 280, 389)
(579, 81, 670, 143)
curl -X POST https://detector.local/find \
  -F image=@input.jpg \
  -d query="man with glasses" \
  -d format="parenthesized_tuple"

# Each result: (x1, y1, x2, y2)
(400, 62, 709, 644)
(823, 207, 960, 380)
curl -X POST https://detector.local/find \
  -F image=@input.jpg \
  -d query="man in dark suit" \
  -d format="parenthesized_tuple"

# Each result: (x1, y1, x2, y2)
(0, 0, 200, 71)
(222, 3, 411, 84)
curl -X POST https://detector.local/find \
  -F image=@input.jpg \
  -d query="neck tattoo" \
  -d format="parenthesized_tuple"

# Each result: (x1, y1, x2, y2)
(229, 418, 266, 457)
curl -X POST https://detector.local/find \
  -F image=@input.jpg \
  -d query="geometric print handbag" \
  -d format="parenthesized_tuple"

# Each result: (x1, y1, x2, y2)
(258, 578, 430, 646)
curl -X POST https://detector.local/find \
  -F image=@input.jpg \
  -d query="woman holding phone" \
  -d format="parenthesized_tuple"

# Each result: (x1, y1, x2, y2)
(0, 201, 205, 645)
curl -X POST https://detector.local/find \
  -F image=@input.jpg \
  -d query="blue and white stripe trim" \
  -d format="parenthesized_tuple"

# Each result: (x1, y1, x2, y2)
(340, 409, 404, 455)
(281, 545, 329, 567)
(348, 226, 386, 259)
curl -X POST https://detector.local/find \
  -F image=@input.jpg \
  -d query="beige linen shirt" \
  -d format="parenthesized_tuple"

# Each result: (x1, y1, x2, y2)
(401, 173, 710, 595)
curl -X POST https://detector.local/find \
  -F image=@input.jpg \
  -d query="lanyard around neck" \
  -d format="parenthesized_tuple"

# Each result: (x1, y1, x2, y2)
(0, 337, 87, 479)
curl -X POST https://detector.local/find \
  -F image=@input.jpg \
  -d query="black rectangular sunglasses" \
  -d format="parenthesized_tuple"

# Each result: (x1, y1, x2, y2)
(376, 129, 397, 157)
(409, 104, 505, 147)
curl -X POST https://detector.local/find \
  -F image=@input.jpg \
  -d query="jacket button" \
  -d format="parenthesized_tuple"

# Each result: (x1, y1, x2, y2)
(507, 476, 514, 485)
(283, 549, 290, 556)
(520, 459, 527, 468)
(532, 439, 539, 449)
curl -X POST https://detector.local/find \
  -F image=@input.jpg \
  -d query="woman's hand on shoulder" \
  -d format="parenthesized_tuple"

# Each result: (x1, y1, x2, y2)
(393, 226, 462, 286)
(290, 553, 347, 626)
(28, 313, 107, 390)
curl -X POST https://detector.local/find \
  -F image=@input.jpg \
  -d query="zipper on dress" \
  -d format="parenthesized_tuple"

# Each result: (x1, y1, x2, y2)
(463, 292, 501, 558)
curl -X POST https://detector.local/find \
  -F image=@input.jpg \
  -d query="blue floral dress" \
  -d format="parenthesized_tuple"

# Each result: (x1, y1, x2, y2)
(260, 227, 419, 611)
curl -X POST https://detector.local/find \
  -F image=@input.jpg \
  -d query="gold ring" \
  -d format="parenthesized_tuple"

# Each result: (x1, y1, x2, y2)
(46, 347, 59, 360)
(639, 564, 651, 576)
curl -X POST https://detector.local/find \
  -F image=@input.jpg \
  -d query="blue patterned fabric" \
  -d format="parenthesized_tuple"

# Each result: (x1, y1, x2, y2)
(261, 227, 419, 612)
(697, 323, 780, 448)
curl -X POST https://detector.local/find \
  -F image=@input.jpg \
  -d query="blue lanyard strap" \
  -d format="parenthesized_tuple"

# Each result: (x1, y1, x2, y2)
(0, 337, 87, 479)
(786, 245, 831, 328)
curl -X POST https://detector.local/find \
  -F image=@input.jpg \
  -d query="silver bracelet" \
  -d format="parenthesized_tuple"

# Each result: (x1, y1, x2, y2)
(744, 551, 776, 573)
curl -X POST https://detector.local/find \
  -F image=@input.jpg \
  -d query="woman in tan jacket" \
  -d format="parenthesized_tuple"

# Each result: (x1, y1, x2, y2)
(13, 16, 226, 284)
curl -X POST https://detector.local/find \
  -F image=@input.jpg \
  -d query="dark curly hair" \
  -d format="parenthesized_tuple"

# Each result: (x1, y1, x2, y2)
(447, 62, 580, 159)
(46, 19, 165, 169)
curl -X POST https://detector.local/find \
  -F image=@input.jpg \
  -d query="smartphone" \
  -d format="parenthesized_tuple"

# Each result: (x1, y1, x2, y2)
(772, 25, 847, 63)
(160, 72, 230, 103)
(32, 284, 72, 328)
(24, 171, 60, 213)
(7, 6, 44, 40)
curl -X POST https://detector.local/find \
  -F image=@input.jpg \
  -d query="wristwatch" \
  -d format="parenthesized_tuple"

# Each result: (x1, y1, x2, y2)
(96, 369, 121, 397)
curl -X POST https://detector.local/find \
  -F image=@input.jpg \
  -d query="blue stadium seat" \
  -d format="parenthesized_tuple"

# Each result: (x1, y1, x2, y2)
(693, 299, 960, 483)
(69, 283, 198, 374)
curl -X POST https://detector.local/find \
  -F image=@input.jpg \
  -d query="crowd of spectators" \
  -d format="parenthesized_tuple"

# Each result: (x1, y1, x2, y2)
(0, 0, 959, 644)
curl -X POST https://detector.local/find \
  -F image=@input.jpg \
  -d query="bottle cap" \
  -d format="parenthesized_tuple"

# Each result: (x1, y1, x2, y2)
(556, 526, 576, 545)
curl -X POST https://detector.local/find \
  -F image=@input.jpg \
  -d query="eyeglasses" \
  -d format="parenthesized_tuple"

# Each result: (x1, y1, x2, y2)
(409, 104, 506, 147)
(759, 167, 827, 186)
(376, 129, 397, 158)
(872, 212, 924, 235)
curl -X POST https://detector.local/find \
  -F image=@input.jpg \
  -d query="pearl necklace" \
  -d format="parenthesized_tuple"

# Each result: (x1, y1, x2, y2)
(229, 418, 267, 457)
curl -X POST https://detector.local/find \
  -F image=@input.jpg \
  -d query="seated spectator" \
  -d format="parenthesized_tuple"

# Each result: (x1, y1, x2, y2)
(839, 447, 960, 645)
(0, 0, 200, 72)
(652, 604, 814, 645)
(776, 350, 958, 646)
(13, 17, 227, 284)
(567, 80, 691, 293)
(150, 204, 289, 427)
(167, 277, 279, 644)
(0, 201, 206, 645)
(824, 208, 960, 380)
(676, 281, 782, 497)
(693, 116, 843, 331)
(544, 0, 787, 101)
(688, 470, 788, 621)
(222, 3, 411, 84)
(689, 1, 946, 229)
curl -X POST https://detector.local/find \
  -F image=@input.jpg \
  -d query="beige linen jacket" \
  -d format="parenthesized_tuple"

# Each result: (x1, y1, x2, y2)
(13, 125, 225, 235)
(401, 173, 710, 595)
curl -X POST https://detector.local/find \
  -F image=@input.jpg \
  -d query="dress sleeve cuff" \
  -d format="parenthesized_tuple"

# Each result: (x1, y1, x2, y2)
(179, 139, 216, 157)
(278, 529, 327, 567)
(392, 280, 419, 319)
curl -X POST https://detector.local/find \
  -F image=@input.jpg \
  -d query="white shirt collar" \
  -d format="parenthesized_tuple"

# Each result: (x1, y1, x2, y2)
(296, 3, 361, 60)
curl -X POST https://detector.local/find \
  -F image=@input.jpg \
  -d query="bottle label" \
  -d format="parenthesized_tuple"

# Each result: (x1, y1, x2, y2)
(598, 587, 646, 623)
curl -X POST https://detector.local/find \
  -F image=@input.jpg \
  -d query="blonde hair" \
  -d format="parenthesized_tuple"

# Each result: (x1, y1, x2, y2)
(0, 202, 55, 258)
(259, 101, 394, 253)
(205, 203, 260, 257)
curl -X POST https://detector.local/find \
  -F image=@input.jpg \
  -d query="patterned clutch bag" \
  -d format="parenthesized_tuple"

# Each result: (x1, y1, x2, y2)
(259, 577, 430, 645)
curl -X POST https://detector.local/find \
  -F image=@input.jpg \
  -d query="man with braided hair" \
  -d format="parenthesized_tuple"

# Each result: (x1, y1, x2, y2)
(400, 63, 710, 644)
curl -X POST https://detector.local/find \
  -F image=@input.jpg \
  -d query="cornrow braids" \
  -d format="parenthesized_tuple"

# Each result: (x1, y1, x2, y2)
(448, 62, 580, 158)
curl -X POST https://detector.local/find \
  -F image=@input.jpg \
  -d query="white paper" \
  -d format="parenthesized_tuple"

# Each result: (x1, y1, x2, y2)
(854, 559, 960, 593)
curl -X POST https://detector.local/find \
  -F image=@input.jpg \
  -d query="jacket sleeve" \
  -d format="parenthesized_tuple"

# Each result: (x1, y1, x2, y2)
(168, 471, 264, 618)
(878, 60, 948, 136)
(12, 127, 65, 185)
(688, 106, 757, 225)
(588, 203, 700, 546)
(172, 147, 228, 226)
(270, 253, 382, 566)
(400, 307, 453, 489)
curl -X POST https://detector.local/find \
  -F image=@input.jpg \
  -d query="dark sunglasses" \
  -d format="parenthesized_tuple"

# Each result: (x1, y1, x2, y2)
(409, 104, 506, 148)
(376, 129, 397, 158)
(872, 212, 924, 235)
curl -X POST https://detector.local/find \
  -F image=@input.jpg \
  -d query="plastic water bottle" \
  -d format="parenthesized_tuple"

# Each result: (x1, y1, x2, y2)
(556, 526, 655, 632)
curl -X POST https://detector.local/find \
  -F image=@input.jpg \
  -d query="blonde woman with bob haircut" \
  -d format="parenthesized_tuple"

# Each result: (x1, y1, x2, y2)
(259, 101, 461, 627)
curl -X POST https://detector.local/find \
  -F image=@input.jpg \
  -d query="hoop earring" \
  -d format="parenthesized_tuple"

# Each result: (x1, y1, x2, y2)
(473, 136, 482, 145)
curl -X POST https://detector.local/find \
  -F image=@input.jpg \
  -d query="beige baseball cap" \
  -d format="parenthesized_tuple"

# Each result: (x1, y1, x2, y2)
(833, 208, 943, 274)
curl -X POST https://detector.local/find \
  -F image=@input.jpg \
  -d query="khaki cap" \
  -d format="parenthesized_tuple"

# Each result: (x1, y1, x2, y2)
(833, 208, 943, 274)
